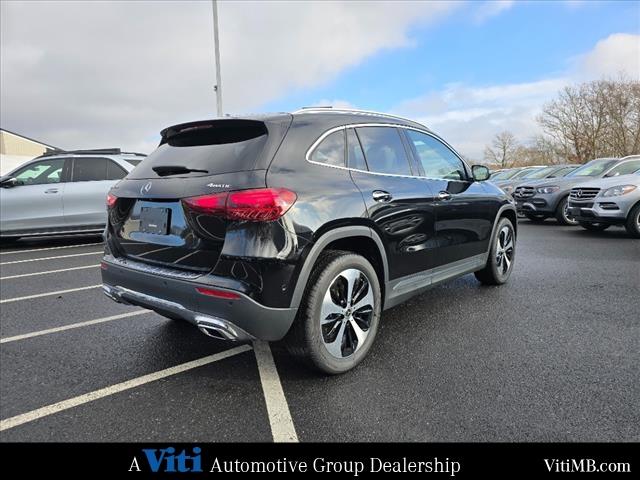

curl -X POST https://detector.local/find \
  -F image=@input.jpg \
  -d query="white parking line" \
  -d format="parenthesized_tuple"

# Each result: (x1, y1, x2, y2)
(0, 345, 252, 431)
(0, 251, 102, 265)
(253, 341, 298, 442)
(0, 285, 102, 304)
(0, 264, 99, 280)
(0, 242, 102, 255)
(0, 310, 150, 344)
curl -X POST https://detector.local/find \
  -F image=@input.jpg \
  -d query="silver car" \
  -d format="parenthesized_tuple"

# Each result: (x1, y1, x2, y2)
(568, 160, 640, 238)
(0, 148, 144, 240)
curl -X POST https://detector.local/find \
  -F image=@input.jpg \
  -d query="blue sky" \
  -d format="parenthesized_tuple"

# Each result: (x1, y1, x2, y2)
(266, 1, 640, 113)
(2, 1, 639, 160)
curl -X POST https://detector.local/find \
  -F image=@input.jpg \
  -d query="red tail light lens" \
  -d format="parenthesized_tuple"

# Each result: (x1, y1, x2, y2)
(182, 188, 297, 222)
(196, 287, 241, 300)
(106, 193, 118, 208)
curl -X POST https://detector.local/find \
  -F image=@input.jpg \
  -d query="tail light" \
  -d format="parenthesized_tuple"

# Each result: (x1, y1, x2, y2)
(183, 188, 297, 222)
(106, 193, 118, 208)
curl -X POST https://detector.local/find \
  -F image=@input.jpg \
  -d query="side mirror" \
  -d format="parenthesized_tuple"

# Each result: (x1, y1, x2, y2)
(0, 177, 19, 188)
(472, 165, 491, 181)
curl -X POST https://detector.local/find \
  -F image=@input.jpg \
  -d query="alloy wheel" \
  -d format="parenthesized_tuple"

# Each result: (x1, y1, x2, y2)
(495, 225, 515, 275)
(320, 268, 375, 359)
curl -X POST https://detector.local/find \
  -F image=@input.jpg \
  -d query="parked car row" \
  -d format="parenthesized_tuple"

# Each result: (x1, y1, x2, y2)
(490, 155, 640, 238)
(0, 148, 145, 240)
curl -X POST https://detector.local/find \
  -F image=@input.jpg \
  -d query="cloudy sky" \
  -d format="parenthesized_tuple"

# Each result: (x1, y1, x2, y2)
(1, 0, 639, 160)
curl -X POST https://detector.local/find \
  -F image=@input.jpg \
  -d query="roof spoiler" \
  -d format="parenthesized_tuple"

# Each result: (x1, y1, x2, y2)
(160, 119, 267, 145)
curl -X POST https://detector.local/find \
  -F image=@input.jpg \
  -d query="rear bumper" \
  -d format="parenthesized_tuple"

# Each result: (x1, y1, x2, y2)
(101, 258, 297, 342)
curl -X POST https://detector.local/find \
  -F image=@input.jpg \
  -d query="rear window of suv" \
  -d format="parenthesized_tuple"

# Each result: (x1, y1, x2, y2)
(129, 121, 268, 179)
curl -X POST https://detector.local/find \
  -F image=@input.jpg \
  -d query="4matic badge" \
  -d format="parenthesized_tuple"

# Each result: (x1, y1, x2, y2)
(207, 183, 231, 189)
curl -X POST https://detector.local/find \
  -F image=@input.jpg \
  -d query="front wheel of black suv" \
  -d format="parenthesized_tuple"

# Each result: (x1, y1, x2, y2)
(555, 196, 579, 226)
(475, 217, 516, 286)
(284, 250, 381, 374)
(579, 222, 610, 232)
(625, 203, 640, 239)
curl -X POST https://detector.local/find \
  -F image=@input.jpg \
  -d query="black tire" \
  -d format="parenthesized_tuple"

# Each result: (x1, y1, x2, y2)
(578, 222, 610, 232)
(555, 196, 578, 226)
(524, 213, 547, 223)
(625, 203, 640, 239)
(283, 250, 381, 374)
(475, 217, 516, 286)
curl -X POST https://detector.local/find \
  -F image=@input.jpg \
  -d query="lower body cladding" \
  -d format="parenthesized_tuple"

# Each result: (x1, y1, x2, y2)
(101, 260, 297, 342)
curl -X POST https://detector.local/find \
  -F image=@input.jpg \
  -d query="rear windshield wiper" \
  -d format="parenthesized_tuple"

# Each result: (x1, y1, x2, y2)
(152, 165, 209, 176)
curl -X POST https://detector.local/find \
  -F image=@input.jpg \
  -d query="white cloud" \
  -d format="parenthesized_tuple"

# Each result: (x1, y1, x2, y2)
(392, 33, 640, 161)
(575, 33, 640, 80)
(474, 1, 514, 24)
(0, 0, 458, 152)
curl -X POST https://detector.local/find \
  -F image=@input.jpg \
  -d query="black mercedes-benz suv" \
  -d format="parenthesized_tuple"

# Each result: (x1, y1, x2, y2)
(101, 108, 517, 373)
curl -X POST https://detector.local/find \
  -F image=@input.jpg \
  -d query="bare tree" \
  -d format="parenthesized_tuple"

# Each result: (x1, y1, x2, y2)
(537, 77, 640, 162)
(484, 131, 519, 168)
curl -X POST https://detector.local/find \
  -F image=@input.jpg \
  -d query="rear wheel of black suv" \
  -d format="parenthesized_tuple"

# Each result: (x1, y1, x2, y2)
(475, 217, 516, 285)
(284, 250, 381, 374)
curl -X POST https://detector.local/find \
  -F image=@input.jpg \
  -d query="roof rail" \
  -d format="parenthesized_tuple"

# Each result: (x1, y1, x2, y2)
(38, 148, 146, 158)
(292, 107, 428, 128)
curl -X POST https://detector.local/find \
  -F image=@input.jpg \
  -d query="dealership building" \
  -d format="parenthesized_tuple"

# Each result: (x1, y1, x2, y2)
(0, 128, 59, 175)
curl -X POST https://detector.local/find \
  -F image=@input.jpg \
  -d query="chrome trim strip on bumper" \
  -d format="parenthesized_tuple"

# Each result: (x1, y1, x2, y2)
(102, 284, 255, 342)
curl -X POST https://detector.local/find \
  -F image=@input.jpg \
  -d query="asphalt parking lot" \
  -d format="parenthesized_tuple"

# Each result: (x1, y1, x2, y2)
(0, 222, 638, 442)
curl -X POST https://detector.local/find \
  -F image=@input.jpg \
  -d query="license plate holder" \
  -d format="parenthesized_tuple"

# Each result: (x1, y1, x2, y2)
(140, 207, 170, 235)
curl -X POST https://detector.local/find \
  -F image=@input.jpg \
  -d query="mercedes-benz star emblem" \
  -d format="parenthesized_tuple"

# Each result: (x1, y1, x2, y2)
(141, 182, 152, 195)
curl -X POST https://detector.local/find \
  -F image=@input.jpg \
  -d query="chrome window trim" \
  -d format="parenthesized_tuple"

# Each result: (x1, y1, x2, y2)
(305, 123, 472, 181)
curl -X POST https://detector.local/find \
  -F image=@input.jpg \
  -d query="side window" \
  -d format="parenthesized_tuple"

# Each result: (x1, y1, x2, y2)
(346, 128, 367, 171)
(13, 158, 66, 186)
(310, 130, 345, 167)
(72, 158, 109, 182)
(356, 127, 412, 175)
(106, 160, 127, 180)
(406, 130, 466, 181)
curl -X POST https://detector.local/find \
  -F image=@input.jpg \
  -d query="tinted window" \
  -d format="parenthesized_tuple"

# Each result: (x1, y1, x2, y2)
(310, 130, 345, 167)
(106, 160, 127, 180)
(130, 122, 268, 179)
(405, 130, 465, 180)
(605, 160, 640, 177)
(123, 159, 143, 166)
(73, 158, 109, 182)
(356, 127, 412, 175)
(13, 158, 66, 185)
(347, 129, 367, 170)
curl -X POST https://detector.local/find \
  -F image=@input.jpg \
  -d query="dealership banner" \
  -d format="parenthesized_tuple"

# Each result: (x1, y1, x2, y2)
(0, 443, 634, 476)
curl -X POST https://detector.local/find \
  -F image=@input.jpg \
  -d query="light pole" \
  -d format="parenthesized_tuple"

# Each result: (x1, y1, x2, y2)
(211, 0, 223, 117)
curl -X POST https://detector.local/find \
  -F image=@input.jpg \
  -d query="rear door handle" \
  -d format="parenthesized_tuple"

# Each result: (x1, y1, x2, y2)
(437, 191, 452, 201)
(372, 190, 393, 202)
(44, 188, 59, 194)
